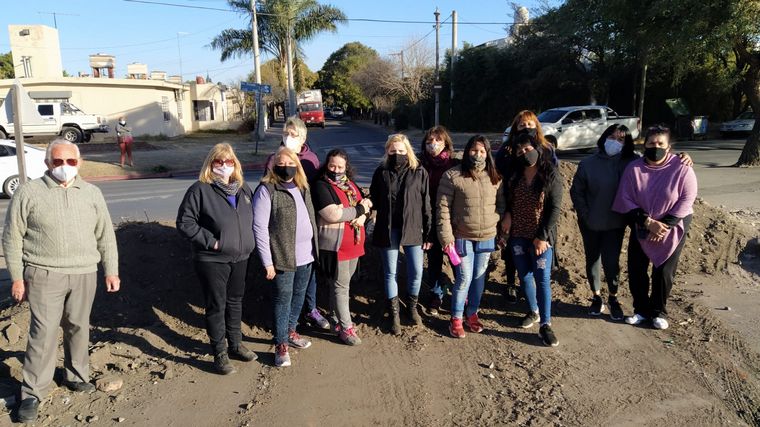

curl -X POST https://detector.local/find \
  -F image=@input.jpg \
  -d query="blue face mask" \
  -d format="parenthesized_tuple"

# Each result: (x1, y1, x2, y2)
(604, 139, 623, 156)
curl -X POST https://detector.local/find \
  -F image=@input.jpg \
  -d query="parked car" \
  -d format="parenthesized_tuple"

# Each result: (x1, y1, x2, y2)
(502, 105, 640, 151)
(330, 107, 344, 119)
(0, 139, 48, 197)
(720, 111, 755, 138)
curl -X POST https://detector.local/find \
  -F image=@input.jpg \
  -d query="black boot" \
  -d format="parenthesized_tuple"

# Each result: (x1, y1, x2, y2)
(407, 295, 423, 325)
(229, 343, 257, 362)
(389, 297, 401, 335)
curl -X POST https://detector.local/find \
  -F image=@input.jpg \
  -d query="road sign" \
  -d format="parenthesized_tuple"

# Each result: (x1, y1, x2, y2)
(261, 84, 271, 94)
(240, 81, 260, 92)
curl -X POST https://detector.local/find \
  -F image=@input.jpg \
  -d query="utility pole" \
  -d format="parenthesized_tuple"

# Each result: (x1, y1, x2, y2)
(637, 63, 648, 122)
(176, 32, 188, 83)
(12, 84, 28, 187)
(286, 26, 297, 117)
(37, 11, 79, 29)
(434, 8, 440, 127)
(450, 10, 457, 122)
(251, 0, 266, 144)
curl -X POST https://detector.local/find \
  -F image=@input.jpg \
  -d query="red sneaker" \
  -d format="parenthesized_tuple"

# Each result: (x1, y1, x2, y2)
(449, 317, 466, 338)
(464, 313, 484, 333)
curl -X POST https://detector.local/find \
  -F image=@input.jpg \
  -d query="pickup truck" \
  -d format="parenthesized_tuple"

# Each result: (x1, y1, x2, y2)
(0, 99, 109, 143)
(503, 105, 640, 151)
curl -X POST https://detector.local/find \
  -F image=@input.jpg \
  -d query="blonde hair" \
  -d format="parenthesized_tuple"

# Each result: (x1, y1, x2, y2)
(262, 147, 309, 190)
(199, 143, 244, 184)
(382, 133, 419, 169)
(284, 116, 308, 145)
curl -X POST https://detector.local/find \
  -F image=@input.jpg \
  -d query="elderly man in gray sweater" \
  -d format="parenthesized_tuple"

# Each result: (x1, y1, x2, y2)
(2, 139, 120, 423)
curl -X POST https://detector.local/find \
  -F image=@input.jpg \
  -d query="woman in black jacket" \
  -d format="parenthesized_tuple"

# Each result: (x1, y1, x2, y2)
(502, 133, 563, 347)
(370, 133, 432, 335)
(176, 143, 257, 375)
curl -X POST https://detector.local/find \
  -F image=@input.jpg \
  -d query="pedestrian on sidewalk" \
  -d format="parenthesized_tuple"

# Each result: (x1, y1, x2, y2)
(369, 134, 432, 335)
(253, 147, 319, 367)
(311, 149, 373, 345)
(176, 143, 257, 375)
(437, 135, 505, 338)
(115, 116, 134, 167)
(419, 126, 459, 315)
(2, 139, 120, 423)
(613, 125, 698, 331)
(266, 116, 329, 331)
(503, 132, 563, 347)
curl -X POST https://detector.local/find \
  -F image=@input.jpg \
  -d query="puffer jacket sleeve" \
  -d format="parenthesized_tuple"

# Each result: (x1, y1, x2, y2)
(420, 168, 432, 243)
(495, 178, 506, 216)
(436, 170, 456, 247)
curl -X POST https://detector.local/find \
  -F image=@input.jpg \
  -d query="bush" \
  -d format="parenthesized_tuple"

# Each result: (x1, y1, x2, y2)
(237, 117, 257, 134)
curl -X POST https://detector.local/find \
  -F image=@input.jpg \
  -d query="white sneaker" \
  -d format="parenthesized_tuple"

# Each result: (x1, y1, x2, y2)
(652, 317, 669, 330)
(274, 344, 291, 367)
(625, 313, 647, 325)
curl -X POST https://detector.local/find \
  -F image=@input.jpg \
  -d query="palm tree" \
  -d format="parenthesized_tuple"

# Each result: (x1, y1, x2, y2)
(211, 0, 346, 109)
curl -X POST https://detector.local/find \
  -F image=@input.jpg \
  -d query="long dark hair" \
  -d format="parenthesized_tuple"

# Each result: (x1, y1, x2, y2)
(509, 132, 556, 194)
(597, 124, 635, 158)
(318, 148, 356, 180)
(420, 125, 454, 159)
(461, 135, 500, 185)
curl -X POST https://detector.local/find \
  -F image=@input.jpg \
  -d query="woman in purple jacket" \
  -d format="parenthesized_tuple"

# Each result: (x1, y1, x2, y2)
(612, 125, 698, 330)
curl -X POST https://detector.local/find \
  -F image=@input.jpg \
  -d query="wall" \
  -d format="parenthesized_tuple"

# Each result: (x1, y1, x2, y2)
(8, 25, 63, 79)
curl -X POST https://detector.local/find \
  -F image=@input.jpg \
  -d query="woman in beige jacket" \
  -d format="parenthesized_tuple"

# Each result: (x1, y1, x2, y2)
(437, 135, 506, 338)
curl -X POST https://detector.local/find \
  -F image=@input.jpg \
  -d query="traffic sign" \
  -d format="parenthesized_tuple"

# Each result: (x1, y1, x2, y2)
(261, 84, 271, 94)
(240, 81, 260, 92)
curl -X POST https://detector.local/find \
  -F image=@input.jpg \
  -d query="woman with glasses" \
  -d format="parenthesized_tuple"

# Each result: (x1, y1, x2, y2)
(177, 143, 257, 375)
(612, 125, 697, 330)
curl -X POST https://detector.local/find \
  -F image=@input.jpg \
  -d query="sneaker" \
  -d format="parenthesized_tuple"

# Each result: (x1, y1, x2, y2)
(16, 397, 39, 423)
(229, 343, 258, 362)
(213, 351, 237, 375)
(427, 294, 442, 315)
(539, 324, 559, 347)
(288, 330, 312, 349)
(306, 308, 331, 330)
(339, 325, 362, 346)
(625, 313, 648, 325)
(505, 285, 518, 304)
(589, 295, 606, 316)
(449, 317, 466, 338)
(464, 313, 484, 333)
(63, 380, 96, 393)
(652, 317, 670, 330)
(519, 311, 540, 329)
(274, 344, 291, 367)
(608, 296, 624, 321)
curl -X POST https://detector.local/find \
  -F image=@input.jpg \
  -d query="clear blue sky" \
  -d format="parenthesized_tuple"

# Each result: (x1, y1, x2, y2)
(3, 0, 550, 84)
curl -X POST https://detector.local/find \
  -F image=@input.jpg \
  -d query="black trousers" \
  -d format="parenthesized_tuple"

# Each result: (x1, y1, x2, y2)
(500, 245, 517, 286)
(578, 221, 625, 295)
(627, 215, 691, 319)
(195, 259, 249, 354)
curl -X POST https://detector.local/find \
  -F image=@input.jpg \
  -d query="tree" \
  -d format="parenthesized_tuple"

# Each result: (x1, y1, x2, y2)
(316, 42, 378, 109)
(377, 40, 435, 128)
(352, 57, 397, 113)
(210, 0, 345, 97)
(0, 52, 14, 79)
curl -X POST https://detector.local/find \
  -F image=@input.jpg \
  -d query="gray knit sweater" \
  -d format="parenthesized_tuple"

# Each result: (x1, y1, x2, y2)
(2, 174, 119, 281)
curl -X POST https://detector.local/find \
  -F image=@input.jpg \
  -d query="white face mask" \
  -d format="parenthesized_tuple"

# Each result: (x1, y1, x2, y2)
(119, 120, 126, 126)
(212, 165, 234, 180)
(604, 139, 623, 156)
(283, 135, 301, 152)
(426, 142, 444, 156)
(51, 165, 78, 184)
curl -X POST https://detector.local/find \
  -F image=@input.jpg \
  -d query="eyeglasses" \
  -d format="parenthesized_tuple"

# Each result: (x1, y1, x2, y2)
(51, 158, 79, 167)
(212, 159, 235, 167)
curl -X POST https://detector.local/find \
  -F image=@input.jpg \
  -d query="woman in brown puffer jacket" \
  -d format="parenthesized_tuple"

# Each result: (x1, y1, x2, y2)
(437, 135, 506, 338)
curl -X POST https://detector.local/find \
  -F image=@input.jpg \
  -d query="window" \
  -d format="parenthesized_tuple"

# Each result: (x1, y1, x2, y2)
(584, 109, 602, 121)
(37, 105, 54, 116)
(161, 96, 170, 121)
(565, 111, 584, 123)
(0, 146, 10, 157)
(193, 101, 215, 121)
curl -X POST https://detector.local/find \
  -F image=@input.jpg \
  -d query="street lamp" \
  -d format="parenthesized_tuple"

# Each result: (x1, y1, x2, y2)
(177, 32, 189, 82)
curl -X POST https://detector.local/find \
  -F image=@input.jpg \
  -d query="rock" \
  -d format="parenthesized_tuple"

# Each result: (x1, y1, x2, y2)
(488, 362, 495, 370)
(161, 367, 174, 380)
(76, 414, 84, 421)
(95, 376, 124, 393)
(86, 415, 99, 423)
(245, 402, 253, 410)
(4, 324, 21, 345)
(487, 373, 496, 379)
(116, 417, 126, 423)
(0, 357, 23, 379)
(61, 396, 70, 405)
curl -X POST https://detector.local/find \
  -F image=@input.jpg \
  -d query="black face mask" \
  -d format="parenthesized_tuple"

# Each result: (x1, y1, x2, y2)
(389, 154, 408, 169)
(273, 165, 297, 181)
(644, 147, 667, 162)
(326, 170, 346, 182)
(521, 149, 539, 167)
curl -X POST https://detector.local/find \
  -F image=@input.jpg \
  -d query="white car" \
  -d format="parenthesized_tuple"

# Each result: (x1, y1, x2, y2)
(0, 140, 48, 197)
(720, 111, 755, 138)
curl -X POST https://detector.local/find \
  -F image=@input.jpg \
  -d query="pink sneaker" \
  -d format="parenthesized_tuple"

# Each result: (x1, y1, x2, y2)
(464, 313, 484, 333)
(339, 325, 362, 346)
(449, 317, 466, 338)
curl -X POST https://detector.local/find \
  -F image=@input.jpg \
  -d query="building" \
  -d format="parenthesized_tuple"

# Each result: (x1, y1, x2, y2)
(1, 24, 245, 139)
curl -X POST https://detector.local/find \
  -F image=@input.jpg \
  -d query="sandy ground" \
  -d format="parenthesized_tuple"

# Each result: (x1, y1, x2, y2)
(1, 160, 758, 426)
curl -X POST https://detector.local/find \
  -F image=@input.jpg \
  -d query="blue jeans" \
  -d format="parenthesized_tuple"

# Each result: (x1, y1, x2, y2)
(304, 270, 318, 312)
(379, 228, 424, 299)
(510, 237, 553, 325)
(272, 263, 312, 345)
(450, 239, 492, 318)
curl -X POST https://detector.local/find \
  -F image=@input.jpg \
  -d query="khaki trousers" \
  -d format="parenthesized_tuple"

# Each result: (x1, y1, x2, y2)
(21, 266, 97, 401)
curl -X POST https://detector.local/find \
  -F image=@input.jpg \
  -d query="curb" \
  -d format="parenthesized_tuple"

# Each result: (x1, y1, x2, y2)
(84, 162, 268, 183)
